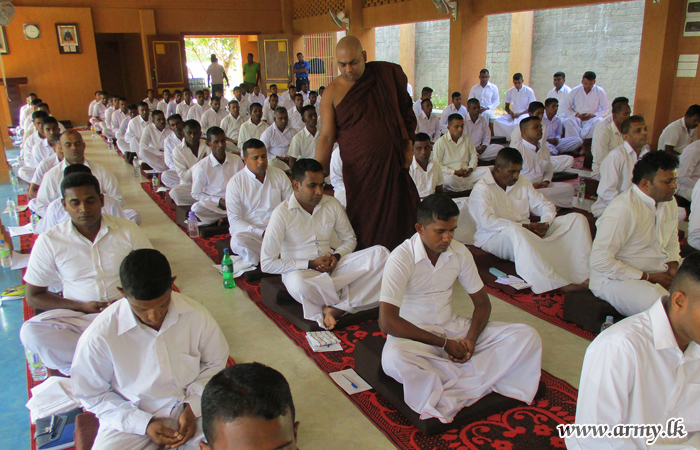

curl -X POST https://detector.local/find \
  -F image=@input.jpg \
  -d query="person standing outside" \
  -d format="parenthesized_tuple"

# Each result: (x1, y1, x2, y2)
(207, 55, 229, 98)
(242, 53, 261, 93)
(293, 53, 310, 92)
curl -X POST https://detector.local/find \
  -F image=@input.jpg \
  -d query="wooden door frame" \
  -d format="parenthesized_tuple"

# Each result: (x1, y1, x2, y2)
(146, 35, 189, 94)
(258, 34, 293, 92)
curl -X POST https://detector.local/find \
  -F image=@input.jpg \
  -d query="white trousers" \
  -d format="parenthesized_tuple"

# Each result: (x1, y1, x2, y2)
(334, 189, 347, 209)
(382, 320, 542, 423)
(170, 185, 196, 206)
(548, 137, 583, 155)
(102, 128, 116, 139)
(20, 309, 98, 375)
(124, 209, 142, 225)
(191, 200, 226, 225)
(230, 231, 263, 266)
(481, 214, 592, 294)
(117, 138, 130, 154)
(566, 116, 603, 140)
(480, 109, 495, 122)
(18, 166, 35, 184)
(282, 245, 389, 328)
(494, 115, 526, 138)
(139, 149, 169, 173)
(478, 144, 504, 162)
(533, 182, 574, 208)
(591, 278, 668, 317)
(269, 158, 290, 172)
(550, 155, 575, 173)
(443, 166, 491, 192)
(161, 170, 180, 189)
(453, 198, 477, 246)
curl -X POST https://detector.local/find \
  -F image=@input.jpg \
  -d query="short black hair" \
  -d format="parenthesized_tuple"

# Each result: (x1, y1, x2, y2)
(37, 103, 49, 110)
(686, 104, 700, 118)
(309, 90, 318, 96)
(31, 98, 42, 106)
(466, 98, 480, 108)
(60, 171, 100, 198)
(291, 158, 324, 182)
(162, 89, 171, 94)
(513, 73, 524, 81)
(63, 163, 92, 177)
(137, 101, 148, 109)
(670, 252, 700, 294)
(242, 138, 265, 157)
(296, 52, 303, 56)
(151, 110, 164, 119)
(195, 90, 204, 96)
(612, 99, 630, 114)
(544, 98, 559, 108)
(621, 115, 645, 135)
(495, 147, 524, 167)
(632, 150, 679, 186)
(41, 116, 59, 127)
(451, 91, 461, 100)
(173, 89, 182, 94)
(301, 105, 316, 117)
(167, 114, 183, 123)
(294, 93, 303, 100)
(274, 106, 288, 116)
(417, 194, 460, 226)
(414, 132, 431, 143)
(32, 111, 49, 120)
(249, 102, 262, 112)
(147, 89, 154, 94)
(206, 126, 225, 142)
(183, 119, 201, 131)
(553, 71, 565, 78)
(519, 115, 540, 131)
(269, 93, 278, 100)
(447, 113, 464, 125)
(119, 249, 172, 301)
(583, 71, 597, 81)
(269, 84, 277, 88)
(183, 88, 192, 93)
(127, 104, 138, 111)
(480, 68, 489, 75)
(210, 96, 221, 103)
(201, 363, 295, 446)
(528, 101, 545, 114)
(612, 96, 629, 108)
(288, 85, 297, 91)
(421, 98, 432, 107)
(421, 86, 433, 96)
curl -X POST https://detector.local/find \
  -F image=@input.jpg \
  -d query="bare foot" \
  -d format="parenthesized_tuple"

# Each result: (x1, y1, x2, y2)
(322, 305, 345, 330)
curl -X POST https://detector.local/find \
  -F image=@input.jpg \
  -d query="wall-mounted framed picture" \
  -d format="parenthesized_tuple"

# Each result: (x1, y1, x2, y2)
(55, 23, 81, 54)
(0, 27, 8, 54)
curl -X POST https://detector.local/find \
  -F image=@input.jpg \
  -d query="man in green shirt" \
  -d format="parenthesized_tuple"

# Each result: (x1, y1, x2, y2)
(242, 53, 261, 94)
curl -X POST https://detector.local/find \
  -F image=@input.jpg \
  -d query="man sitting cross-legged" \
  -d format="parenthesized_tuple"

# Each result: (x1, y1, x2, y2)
(493, 73, 536, 138)
(125, 102, 151, 160)
(168, 120, 211, 206)
(379, 194, 543, 423)
(658, 104, 700, 156)
(261, 159, 390, 330)
(260, 107, 297, 172)
(226, 139, 293, 272)
(19, 116, 63, 184)
(541, 98, 583, 156)
(199, 363, 300, 450)
(220, 100, 246, 150)
(191, 126, 244, 225)
(432, 114, 490, 192)
(590, 151, 680, 316)
(238, 103, 269, 146)
(415, 99, 440, 143)
(464, 98, 502, 162)
(28, 133, 63, 212)
(409, 133, 444, 199)
(20, 172, 152, 375)
(72, 249, 229, 450)
(288, 105, 319, 168)
(200, 96, 229, 134)
(470, 148, 592, 294)
(161, 114, 186, 188)
(138, 110, 170, 173)
(591, 97, 631, 179)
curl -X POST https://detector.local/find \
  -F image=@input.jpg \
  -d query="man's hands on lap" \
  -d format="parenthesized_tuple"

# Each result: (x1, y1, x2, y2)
(146, 420, 182, 448)
(524, 222, 549, 237)
(445, 339, 475, 363)
(310, 252, 337, 273)
(80, 301, 110, 314)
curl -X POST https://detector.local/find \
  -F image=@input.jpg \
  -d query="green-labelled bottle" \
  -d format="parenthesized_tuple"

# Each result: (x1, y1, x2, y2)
(222, 249, 235, 289)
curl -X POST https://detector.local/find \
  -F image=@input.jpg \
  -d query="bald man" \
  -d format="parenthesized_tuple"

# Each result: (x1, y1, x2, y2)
(315, 36, 419, 250)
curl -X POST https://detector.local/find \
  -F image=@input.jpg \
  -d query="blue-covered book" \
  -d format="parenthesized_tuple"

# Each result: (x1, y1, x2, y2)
(34, 407, 82, 449)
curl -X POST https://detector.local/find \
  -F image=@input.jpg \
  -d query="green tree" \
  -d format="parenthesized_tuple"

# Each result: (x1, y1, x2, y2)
(185, 37, 242, 94)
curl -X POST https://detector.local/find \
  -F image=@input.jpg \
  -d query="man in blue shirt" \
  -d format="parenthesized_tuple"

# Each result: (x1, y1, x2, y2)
(293, 53, 310, 91)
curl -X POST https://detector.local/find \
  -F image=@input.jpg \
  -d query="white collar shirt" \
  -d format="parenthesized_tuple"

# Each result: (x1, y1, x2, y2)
(261, 194, 356, 274)
(31, 155, 60, 186)
(379, 233, 484, 334)
(92, 103, 106, 120)
(238, 119, 269, 147)
(468, 82, 500, 111)
(166, 100, 181, 118)
(220, 113, 246, 143)
(470, 169, 556, 247)
(248, 93, 266, 106)
(23, 214, 152, 301)
(143, 98, 159, 112)
(289, 127, 319, 160)
(190, 152, 244, 205)
(546, 84, 571, 105)
(172, 141, 210, 185)
(287, 107, 304, 131)
(567, 299, 700, 450)
(37, 195, 127, 235)
(140, 124, 171, 154)
(186, 103, 211, 123)
(176, 101, 195, 119)
(432, 133, 478, 174)
(200, 108, 229, 132)
(117, 114, 134, 141)
(592, 119, 625, 177)
(516, 139, 554, 184)
(658, 117, 698, 154)
(510, 120, 548, 149)
(413, 100, 423, 117)
(330, 147, 344, 191)
(156, 99, 173, 115)
(232, 96, 251, 118)
(541, 114, 563, 140)
(104, 107, 114, 129)
(260, 124, 297, 158)
(592, 142, 648, 217)
(439, 103, 467, 132)
(590, 185, 680, 289)
(22, 132, 42, 162)
(71, 292, 229, 435)
(262, 104, 277, 125)
(30, 139, 55, 169)
(125, 116, 150, 144)
(415, 111, 441, 143)
(409, 156, 444, 198)
(163, 133, 183, 171)
(504, 85, 536, 114)
(226, 166, 293, 237)
(463, 114, 491, 147)
(19, 104, 31, 128)
(88, 100, 98, 117)
(563, 84, 609, 118)
(110, 109, 128, 134)
(678, 141, 700, 193)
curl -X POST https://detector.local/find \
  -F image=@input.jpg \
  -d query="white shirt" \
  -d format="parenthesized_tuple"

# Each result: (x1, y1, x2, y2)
(277, 92, 294, 110)
(689, 182, 700, 250)
(88, 100, 98, 117)
(125, 116, 150, 146)
(592, 142, 647, 217)
(546, 84, 571, 105)
(288, 127, 319, 160)
(463, 114, 491, 147)
(541, 113, 563, 140)
(167, 100, 180, 118)
(176, 101, 195, 119)
(432, 133, 478, 174)
(658, 117, 698, 154)
(156, 99, 173, 116)
(468, 82, 500, 111)
(110, 109, 128, 135)
(260, 124, 297, 159)
(287, 107, 304, 131)
(35, 159, 124, 217)
(143, 98, 159, 112)
(191, 153, 244, 205)
(207, 61, 226, 84)
(22, 132, 42, 162)
(262, 103, 277, 125)
(261, 195, 356, 274)
(92, 102, 106, 120)
(563, 84, 609, 118)
(172, 141, 210, 185)
(19, 104, 31, 129)
(504, 85, 536, 114)
(163, 133, 183, 171)
(415, 111, 441, 143)
(226, 166, 293, 238)
(116, 114, 134, 142)
(590, 185, 680, 290)
(31, 155, 60, 186)
(470, 169, 556, 248)
(248, 93, 266, 106)
(36, 195, 128, 235)
(139, 124, 171, 156)
(186, 103, 211, 123)
(200, 107, 229, 132)
(380, 233, 484, 333)
(439, 103, 468, 133)
(24, 214, 152, 301)
(515, 140, 554, 185)
(567, 299, 700, 450)
(591, 119, 624, 178)
(29, 139, 55, 169)
(238, 119, 269, 146)
(220, 113, 246, 143)
(409, 157, 444, 198)
(231, 96, 251, 119)
(413, 100, 424, 117)
(330, 147, 344, 192)
(679, 141, 700, 194)
(104, 107, 114, 130)
(72, 292, 229, 435)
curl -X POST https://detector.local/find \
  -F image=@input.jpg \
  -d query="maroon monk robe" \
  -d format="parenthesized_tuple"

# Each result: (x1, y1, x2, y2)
(334, 61, 419, 251)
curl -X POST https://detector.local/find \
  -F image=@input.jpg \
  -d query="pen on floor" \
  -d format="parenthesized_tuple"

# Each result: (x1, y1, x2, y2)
(341, 373, 358, 389)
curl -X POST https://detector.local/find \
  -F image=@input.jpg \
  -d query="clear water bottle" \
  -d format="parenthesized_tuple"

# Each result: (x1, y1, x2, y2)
(25, 349, 48, 381)
(152, 174, 159, 190)
(187, 211, 200, 238)
(6, 197, 16, 220)
(132, 155, 140, 178)
(9, 170, 19, 192)
(600, 315, 614, 332)
(0, 240, 11, 268)
(577, 178, 586, 201)
(222, 249, 235, 289)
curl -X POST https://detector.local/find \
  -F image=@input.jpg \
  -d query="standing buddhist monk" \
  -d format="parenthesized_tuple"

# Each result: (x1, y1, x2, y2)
(316, 36, 419, 250)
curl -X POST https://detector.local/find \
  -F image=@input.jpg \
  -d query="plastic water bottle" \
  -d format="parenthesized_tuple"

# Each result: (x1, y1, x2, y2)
(0, 240, 11, 268)
(25, 349, 48, 381)
(6, 197, 16, 220)
(187, 211, 200, 238)
(132, 155, 140, 178)
(600, 315, 614, 332)
(152, 174, 159, 190)
(577, 178, 586, 201)
(222, 249, 235, 289)
(10, 172, 19, 192)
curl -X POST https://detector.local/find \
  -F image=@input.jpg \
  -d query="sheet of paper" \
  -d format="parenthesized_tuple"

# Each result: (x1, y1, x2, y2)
(11, 251, 29, 270)
(9, 223, 34, 237)
(329, 369, 372, 395)
(156, 187, 169, 193)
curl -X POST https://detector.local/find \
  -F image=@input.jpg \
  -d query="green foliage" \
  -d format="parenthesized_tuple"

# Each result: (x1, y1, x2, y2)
(431, 93, 448, 110)
(185, 37, 243, 93)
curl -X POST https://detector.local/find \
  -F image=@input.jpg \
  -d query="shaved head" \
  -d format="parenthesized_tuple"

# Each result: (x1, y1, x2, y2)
(336, 36, 367, 82)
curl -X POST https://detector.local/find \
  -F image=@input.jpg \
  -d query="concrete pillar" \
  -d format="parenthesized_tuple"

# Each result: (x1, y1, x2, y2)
(508, 11, 533, 85)
(399, 24, 415, 99)
(347, 0, 376, 61)
(448, 4, 488, 96)
(139, 10, 156, 90)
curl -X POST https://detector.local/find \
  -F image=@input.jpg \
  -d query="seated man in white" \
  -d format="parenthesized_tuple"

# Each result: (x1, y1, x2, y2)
(19, 92, 37, 132)
(432, 114, 490, 192)
(106, 97, 128, 142)
(176, 88, 196, 119)
(591, 97, 631, 179)
(72, 249, 229, 450)
(380, 193, 542, 423)
(19, 110, 49, 182)
(278, 85, 296, 110)
(168, 120, 210, 206)
(226, 139, 293, 271)
(541, 98, 583, 156)
(515, 117, 575, 208)
(567, 254, 700, 450)
(329, 146, 346, 208)
(200, 96, 229, 133)
(20, 116, 62, 183)
(509, 101, 550, 150)
(220, 100, 246, 148)
(34, 131, 125, 217)
(166, 90, 182, 118)
(546, 71, 571, 105)
(409, 133, 444, 199)
(248, 84, 266, 107)
(90, 92, 109, 133)
(413, 86, 433, 117)
(186, 90, 211, 124)
(288, 105, 319, 168)
(658, 104, 700, 155)
(562, 71, 608, 142)
(161, 114, 185, 188)
(263, 84, 278, 107)
(468, 68, 500, 122)
(260, 107, 297, 171)
(287, 93, 305, 131)
(439, 91, 467, 133)
(20, 172, 152, 375)
(143, 88, 159, 112)
(116, 104, 137, 155)
(494, 73, 536, 138)
(590, 151, 680, 316)
(470, 147, 591, 294)
(592, 116, 650, 218)
(102, 97, 116, 139)
(191, 126, 244, 225)
(262, 94, 279, 125)
(465, 98, 502, 162)
(230, 85, 250, 120)
(28, 133, 62, 209)
(138, 110, 170, 173)
(415, 99, 440, 143)
(238, 103, 269, 145)
(125, 102, 150, 158)
(156, 89, 172, 116)
(679, 140, 700, 202)
(261, 159, 390, 330)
